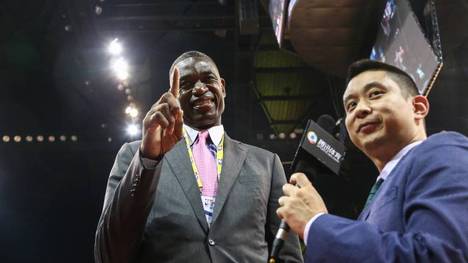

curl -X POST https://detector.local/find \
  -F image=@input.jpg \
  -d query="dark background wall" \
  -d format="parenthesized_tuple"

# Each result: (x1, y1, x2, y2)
(1, 0, 468, 262)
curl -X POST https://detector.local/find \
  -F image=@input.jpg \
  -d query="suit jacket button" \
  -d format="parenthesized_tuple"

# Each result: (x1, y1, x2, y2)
(208, 239, 215, 246)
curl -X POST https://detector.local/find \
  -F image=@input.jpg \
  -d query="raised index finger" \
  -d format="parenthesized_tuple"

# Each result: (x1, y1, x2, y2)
(170, 67, 180, 98)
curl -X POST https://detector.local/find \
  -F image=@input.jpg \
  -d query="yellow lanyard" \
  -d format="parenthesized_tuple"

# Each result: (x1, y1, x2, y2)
(184, 129, 224, 191)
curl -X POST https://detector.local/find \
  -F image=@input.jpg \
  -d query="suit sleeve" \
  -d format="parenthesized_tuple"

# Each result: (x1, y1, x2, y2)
(304, 142, 468, 263)
(94, 143, 162, 263)
(267, 154, 304, 262)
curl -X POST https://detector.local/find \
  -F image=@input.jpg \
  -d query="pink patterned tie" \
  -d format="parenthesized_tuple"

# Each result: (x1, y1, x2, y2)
(193, 131, 218, 197)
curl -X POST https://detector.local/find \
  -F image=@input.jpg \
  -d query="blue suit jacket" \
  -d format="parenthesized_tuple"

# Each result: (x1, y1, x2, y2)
(305, 132, 468, 262)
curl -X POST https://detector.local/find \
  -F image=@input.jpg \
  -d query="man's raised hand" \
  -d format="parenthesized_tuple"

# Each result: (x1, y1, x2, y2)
(140, 68, 184, 159)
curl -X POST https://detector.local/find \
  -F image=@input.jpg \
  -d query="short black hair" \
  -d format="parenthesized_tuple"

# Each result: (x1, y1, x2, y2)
(346, 59, 419, 97)
(169, 51, 219, 77)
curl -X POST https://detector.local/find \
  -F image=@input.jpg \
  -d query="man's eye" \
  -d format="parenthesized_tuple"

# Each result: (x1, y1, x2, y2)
(346, 102, 357, 112)
(369, 90, 383, 98)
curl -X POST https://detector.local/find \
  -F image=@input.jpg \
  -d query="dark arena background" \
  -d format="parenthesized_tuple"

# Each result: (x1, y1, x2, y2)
(1, 0, 468, 262)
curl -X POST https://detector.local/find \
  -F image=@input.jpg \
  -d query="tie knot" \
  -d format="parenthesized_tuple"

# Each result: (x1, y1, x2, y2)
(363, 178, 384, 209)
(198, 131, 209, 143)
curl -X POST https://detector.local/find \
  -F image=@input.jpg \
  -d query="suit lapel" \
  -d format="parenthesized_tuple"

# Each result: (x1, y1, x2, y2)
(166, 140, 209, 232)
(359, 207, 371, 221)
(211, 135, 247, 224)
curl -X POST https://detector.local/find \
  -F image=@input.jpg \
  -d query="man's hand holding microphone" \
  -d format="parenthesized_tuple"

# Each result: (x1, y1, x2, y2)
(277, 172, 328, 240)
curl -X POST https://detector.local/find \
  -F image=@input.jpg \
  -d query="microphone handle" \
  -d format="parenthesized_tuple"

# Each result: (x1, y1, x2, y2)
(269, 220, 290, 263)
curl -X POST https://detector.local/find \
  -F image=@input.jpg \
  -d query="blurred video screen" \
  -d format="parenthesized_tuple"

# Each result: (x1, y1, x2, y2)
(370, 0, 442, 95)
(269, 0, 288, 47)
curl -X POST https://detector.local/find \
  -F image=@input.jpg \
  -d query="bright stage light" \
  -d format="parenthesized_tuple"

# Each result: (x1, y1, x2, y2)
(278, 132, 286, 139)
(126, 123, 140, 137)
(111, 57, 129, 81)
(108, 38, 123, 56)
(289, 132, 297, 139)
(125, 104, 139, 118)
(95, 5, 103, 15)
(2, 135, 10, 142)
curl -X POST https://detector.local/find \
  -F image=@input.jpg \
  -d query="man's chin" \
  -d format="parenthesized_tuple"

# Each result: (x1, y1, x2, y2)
(186, 116, 219, 130)
(360, 134, 386, 152)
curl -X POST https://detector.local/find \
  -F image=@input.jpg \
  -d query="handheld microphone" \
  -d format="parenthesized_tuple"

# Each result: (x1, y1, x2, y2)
(268, 220, 290, 263)
(269, 115, 343, 262)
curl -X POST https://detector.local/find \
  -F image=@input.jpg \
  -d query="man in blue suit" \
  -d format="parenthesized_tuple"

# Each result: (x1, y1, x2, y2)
(277, 59, 468, 262)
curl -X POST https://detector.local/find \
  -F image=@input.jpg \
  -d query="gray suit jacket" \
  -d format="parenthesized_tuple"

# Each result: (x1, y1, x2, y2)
(95, 134, 303, 263)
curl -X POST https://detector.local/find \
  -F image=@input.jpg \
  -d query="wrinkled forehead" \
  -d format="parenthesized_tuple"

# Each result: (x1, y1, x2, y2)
(169, 57, 220, 86)
(174, 57, 219, 76)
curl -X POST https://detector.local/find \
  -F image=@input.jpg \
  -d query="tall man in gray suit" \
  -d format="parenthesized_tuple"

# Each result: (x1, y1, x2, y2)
(94, 51, 303, 263)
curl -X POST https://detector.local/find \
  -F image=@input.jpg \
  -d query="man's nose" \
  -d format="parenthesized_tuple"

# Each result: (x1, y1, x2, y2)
(192, 81, 208, 95)
(355, 101, 371, 118)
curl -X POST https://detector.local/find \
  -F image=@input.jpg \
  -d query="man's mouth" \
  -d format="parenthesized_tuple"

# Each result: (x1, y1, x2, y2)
(357, 121, 380, 134)
(193, 97, 215, 111)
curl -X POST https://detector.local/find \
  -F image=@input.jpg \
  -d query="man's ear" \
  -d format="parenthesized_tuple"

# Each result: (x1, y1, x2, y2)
(412, 95, 429, 121)
(220, 78, 226, 97)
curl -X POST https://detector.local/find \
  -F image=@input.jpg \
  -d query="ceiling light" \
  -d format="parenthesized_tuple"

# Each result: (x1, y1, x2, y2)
(126, 123, 140, 137)
(289, 132, 297, 139)
(111, 57, 129, 81)
(125, 104, 139, 118)
(108, 38, 123, 56)
(278, 133, 286, 139)
(95, 5, 103, 15)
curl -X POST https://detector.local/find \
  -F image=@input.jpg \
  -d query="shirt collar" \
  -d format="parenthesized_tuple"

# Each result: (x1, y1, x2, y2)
(183, 124, 224, 146)
(378, 140, 424, 181)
